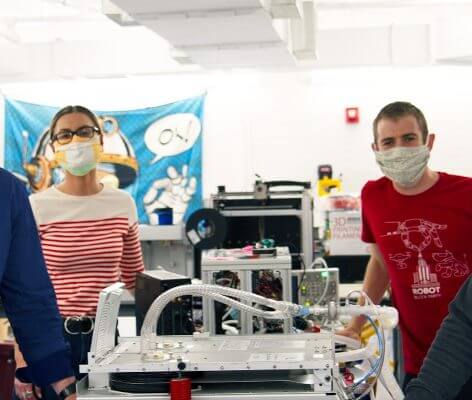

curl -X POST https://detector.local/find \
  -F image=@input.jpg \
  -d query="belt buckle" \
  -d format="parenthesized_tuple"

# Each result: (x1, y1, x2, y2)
(64, 316, 81, 335)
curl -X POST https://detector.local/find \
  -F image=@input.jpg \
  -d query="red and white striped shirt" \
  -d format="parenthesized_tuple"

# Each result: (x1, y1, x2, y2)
(30, 186, 144, 317)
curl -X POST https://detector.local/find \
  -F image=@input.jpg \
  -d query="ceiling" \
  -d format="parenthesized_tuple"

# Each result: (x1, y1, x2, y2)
(1, 0, 472, 82)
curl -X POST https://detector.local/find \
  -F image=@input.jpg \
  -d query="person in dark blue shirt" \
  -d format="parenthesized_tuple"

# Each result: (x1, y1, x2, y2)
(0, 168, 76, 399)
(405, 276, 472, 400)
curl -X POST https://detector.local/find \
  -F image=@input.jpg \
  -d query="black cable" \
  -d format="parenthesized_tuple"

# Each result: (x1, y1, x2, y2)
(110, 372, 179, 393)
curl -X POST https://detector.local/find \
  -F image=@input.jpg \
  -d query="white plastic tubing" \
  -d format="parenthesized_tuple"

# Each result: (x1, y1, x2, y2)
(334, 335, 376, 363)
(140, 284, 398, 353)
(140, 284, 309, 347)
(310, 305, 399, 327)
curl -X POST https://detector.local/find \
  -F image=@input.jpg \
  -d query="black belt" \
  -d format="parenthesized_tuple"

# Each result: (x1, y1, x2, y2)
(63, 316, 94, 335)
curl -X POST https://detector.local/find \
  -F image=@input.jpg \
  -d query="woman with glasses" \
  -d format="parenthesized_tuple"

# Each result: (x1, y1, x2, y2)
(14, 105, 144, 400)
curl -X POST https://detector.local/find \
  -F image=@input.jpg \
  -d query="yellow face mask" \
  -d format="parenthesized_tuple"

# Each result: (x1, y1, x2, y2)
(55, 141, 102, 176)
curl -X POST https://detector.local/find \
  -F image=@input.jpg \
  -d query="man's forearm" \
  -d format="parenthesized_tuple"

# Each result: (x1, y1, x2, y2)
(349, 248, 390, 332)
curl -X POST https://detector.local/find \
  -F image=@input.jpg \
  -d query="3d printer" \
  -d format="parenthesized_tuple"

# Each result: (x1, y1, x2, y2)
(210, 179, 314, 269)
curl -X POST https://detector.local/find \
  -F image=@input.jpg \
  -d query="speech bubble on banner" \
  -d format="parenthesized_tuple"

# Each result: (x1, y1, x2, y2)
(145, 113, 201, 164)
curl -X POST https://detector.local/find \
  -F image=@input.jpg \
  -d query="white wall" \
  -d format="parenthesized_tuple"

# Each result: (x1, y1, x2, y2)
(1, 65, 472, 198)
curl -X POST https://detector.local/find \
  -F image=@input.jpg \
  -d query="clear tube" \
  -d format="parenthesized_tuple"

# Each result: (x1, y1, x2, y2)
(340, 290, 387, 399)
(354, 315, 385, 386)
(312, 257, 329, 269)
(140, 284, 306, 353)
(201, 284, 301, 314)
(313, 257, 329, 306)
(309, 304, 398, 323)
(338, 305, 398, 322)
(139, 281, 391, 391)
(141, 285, 290, 335)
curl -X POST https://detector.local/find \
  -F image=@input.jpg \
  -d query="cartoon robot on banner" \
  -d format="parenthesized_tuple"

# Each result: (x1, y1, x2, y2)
(19, 111, 201, 226)
(21, 116, 138, 192)
(142, 113, 201, 225)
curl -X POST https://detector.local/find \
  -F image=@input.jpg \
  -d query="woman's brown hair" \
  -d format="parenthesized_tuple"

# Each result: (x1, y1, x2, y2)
(49, 105, 101, 138)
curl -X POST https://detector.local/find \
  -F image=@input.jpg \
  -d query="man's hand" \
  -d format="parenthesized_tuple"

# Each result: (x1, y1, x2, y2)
(336, 244, 390, 344)
(51, 377, 76, 400)
(336, 326, 361, 342)
(14, 378, 41, 399)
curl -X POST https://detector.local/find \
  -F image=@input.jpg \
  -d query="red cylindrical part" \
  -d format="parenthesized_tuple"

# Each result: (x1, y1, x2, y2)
(343, 370, 355, 385)
(170, 378, 192, 400)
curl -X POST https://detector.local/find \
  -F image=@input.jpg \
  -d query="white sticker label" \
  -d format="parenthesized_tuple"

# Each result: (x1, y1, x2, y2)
(248, 353, 304, 362)
(187, 229, 201, 245)
(220, 340, 251, 351)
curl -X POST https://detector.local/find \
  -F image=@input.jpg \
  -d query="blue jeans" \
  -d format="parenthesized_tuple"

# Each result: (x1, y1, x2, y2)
(13, 327, 93, 400)
(41, 327, 94, 400)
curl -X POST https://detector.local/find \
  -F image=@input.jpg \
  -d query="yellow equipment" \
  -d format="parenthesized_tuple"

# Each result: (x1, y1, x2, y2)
(317, 176, 342, 197)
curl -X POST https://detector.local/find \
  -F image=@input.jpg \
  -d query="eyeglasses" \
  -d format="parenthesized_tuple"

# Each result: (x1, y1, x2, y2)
(51, 126, 100, 145)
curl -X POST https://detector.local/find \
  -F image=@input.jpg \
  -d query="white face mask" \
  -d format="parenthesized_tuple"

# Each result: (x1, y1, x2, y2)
(375, 145, 430, 188)
(55, 141, 101, 176)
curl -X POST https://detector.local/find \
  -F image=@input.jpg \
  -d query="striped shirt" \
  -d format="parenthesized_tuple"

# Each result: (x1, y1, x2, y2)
(30, 186, 144, 317)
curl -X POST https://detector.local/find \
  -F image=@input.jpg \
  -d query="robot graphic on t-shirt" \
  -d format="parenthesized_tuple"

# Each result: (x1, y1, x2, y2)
(388, 252, 412, 269)
(383, 218, 446, 299)
(383, 218, 469, 299)
(432, 251, 469, 278)
(383, 218, 447, 253)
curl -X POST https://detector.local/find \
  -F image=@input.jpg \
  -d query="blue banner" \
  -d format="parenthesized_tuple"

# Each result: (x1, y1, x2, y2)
(4, 95, 205, 224)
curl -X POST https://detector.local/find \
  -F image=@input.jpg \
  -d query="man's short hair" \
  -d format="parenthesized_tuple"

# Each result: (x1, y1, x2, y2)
(373, 101, 429, 143)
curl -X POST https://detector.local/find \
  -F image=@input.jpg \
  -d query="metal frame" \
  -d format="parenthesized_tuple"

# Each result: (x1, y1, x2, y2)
(84, 333, 334, 372)
(211, 188, 314, 268)
(81, 333, 337, 399)
(79, 284, 345, 400)
(201, 247, 292, 334)
(79, 385, 339, 400)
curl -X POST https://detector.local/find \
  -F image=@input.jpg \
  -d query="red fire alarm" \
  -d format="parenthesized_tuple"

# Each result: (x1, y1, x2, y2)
(345, 107, 359, 124)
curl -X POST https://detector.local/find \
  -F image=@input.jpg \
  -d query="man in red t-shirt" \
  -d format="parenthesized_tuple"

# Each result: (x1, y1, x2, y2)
(339, 101, 472, 398)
